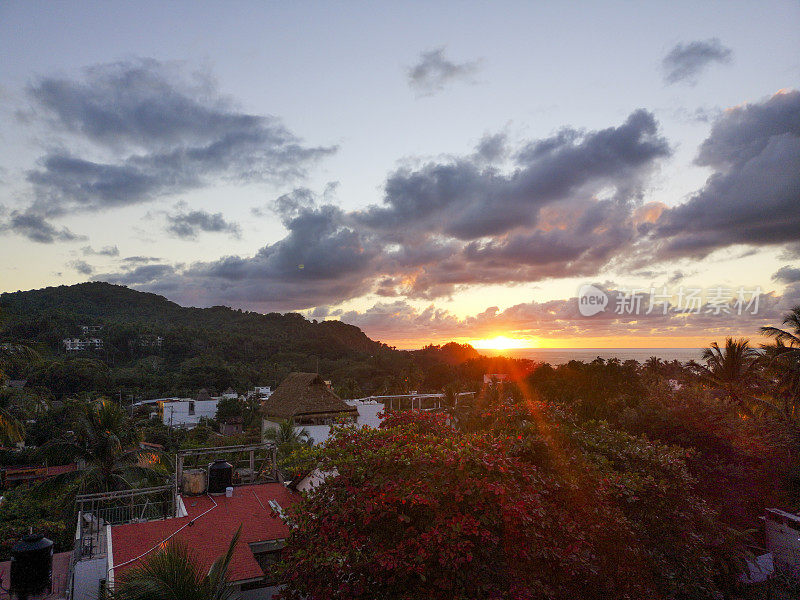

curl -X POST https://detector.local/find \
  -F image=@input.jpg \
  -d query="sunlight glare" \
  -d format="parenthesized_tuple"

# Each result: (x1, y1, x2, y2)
(469, 336, 536, 350)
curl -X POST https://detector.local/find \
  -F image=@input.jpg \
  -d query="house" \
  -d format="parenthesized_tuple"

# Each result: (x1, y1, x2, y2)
(261, 373, 357, 435)
(69, 442, 285, 599)
(108, 483, 298, 599)
(161, 389, 220, 429)
(250, 386, 273, 399)
(222, 387, 239, 399)
(220, 417, 244, 436)
(4, 379, 27, 389)
(63, 337, 103, 351)
(301, 399, 384, 445)
(0, 463, 76, 488)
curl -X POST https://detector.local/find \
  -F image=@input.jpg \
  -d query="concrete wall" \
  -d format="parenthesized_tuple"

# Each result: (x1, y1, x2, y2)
(162, 399, 219, 428)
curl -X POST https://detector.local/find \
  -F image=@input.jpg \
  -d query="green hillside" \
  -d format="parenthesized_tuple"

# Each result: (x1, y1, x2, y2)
(0, 282, 504, 401)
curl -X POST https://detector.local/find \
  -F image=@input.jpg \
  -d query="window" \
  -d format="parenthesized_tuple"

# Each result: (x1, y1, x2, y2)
(188, 401, 195, 416)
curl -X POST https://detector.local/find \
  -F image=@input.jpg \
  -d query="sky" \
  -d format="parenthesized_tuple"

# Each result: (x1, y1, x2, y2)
(1, 1, 799, 349)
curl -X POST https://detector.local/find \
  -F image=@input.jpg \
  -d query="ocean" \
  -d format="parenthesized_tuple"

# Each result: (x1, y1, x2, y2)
(478, 348, 703, 365)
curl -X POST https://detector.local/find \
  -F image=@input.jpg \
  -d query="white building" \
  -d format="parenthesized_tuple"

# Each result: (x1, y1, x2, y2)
(302, 400, 384, 445)
(63, 337, 104, 351)
(250, 386, 273, 398)
(162, 399, 219, 429)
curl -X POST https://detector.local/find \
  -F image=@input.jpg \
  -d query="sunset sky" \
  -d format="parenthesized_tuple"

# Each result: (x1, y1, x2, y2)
(1, 1, 799, 349)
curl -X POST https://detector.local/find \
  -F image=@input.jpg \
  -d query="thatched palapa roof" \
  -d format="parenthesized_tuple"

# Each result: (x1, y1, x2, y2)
(261, 372, 357, 421)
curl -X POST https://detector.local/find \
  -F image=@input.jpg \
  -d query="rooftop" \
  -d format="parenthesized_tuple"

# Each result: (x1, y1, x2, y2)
(110, 483, 299, 584)
(261, 372, 357, 421)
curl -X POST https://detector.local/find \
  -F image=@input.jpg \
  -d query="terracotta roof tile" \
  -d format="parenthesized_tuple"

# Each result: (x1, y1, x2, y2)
(111, 483, 299, 584)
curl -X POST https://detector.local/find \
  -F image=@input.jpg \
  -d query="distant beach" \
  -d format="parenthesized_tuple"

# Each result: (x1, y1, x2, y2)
(479, 348, 703, 365)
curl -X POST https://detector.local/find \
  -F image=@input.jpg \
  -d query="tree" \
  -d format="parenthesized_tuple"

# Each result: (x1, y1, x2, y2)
(0, 343, 41, 442)
(110, 528, 241, 600)
(277, 408, 728, 600)
(643, 355, 663, 375)
(41, 400, 166, 496)
(693, 338, 777, 418)
(263, 419, 312, 461)
(761, 305, 800, 421)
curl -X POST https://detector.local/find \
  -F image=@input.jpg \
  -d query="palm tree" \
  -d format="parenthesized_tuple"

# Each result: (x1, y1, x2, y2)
(761, 305, 800, 347)
(0, 343, 41, 442)
(264, 418, 312, 457)
(643, 356, 663, 376)
(0, 398, 24, 443)
(693, 338, 777, 418)
(761, 305, 800, 420)
(110, 528, 241, 600)
(41, 400, 167, 495)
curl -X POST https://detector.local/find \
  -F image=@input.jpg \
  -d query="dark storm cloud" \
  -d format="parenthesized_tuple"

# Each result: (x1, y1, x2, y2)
(1, 211, 84, 243)
(773, 265, 800, 284)
(14, 59, 335, 225)
(662, 38, 733, 85)
(165, 209, 241, 239)
(650, 90, 800, 257)
(407, 48, 481, 96)
(82, 244, 119, 257)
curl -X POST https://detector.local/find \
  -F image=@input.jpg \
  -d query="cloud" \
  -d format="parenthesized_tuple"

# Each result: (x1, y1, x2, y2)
(178, 191, 382, 308)
(5, 58, 335, 238)
(0, 210, 84, 243)
(773, 265, 800, 284)
(649, 90, 800, 257)
(82, 244, 119, 256)
(92, 93, 798, 314)
(407, 48, 480, 96)
(96, 110, 672, 307)
(339, 284, 800, 347)
(120, 255, 161, 264)
(662, 38, 733, 85)
(68, 259, 94, 275)
(165, 208, 241, 239)
(95, 263, 178, 286)
(358, 109, 668, 240)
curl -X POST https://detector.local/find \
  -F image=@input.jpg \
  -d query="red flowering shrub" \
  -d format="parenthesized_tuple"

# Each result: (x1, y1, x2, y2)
(276, 406, 727, 599)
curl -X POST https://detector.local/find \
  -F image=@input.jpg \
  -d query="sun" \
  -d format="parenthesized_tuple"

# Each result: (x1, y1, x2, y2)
(469, 336, 536, 350)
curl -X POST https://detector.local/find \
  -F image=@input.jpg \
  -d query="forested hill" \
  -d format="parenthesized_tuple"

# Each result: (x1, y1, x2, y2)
(0, 282, 506, 399)
(0, 282, 382, 356)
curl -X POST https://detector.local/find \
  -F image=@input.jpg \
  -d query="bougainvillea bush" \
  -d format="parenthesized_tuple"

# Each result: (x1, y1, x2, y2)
(277, 405, 736, 599)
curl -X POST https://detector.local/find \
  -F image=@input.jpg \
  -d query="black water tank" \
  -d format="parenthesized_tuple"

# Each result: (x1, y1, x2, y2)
(10, 534, 53, 596)
(208, 460, 232, 494)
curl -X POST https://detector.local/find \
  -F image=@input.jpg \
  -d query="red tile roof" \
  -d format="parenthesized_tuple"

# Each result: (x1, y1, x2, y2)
(0, 551, 71, 599)
(111, 483, 299, 583)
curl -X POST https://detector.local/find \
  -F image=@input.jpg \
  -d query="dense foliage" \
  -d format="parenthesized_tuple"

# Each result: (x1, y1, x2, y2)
(277, 407, 774, 599)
